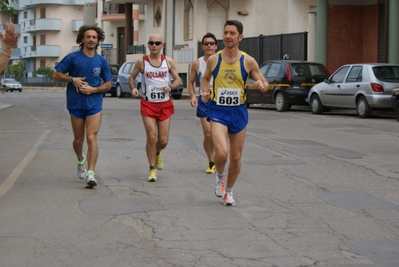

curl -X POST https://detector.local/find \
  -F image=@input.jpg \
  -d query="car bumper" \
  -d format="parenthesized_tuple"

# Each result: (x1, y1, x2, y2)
(366, 95, 392, 108)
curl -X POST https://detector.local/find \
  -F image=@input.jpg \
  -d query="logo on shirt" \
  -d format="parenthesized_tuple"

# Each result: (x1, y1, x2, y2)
(146, 71, 168, 78)
(93, 67, 101, 77)
(221, 90, 238, 95)
(224, 71, 236, 84)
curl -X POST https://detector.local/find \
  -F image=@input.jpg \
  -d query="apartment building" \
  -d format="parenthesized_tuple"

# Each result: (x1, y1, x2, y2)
(0, 0, 86, 77)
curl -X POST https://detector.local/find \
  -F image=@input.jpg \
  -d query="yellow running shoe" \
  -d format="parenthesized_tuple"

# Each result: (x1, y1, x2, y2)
(156, 154, 164, 170)
(147, 169, 157, 182)
(205, 164, 215, 174)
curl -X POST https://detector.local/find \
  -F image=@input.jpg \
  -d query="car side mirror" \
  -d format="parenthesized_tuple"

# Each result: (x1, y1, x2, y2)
(324, 78, 330, 84)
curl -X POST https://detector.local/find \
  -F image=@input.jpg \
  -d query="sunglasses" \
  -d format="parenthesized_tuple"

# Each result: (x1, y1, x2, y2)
(148, 41, 162, 46)
(203, 42, 216, 46)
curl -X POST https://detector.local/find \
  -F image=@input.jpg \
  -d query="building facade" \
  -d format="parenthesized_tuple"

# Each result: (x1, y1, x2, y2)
(0, 0, 398, 78)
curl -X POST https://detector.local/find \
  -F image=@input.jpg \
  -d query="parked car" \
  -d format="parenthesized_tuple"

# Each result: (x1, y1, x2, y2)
(103, 64, 120, 97)
(308, 63, 399, 118)
(116, 60, 184, 99)
(245, 60, 330, 111)
(4, 78, 22, 92)
(390, 88, 399, 121)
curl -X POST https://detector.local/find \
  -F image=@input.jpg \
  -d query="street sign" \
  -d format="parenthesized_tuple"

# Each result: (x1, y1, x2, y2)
(101, 44, 113, 49)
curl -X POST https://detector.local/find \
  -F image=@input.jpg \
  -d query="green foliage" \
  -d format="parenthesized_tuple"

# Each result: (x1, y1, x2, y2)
(0, 0, 18, 15)
(36, 65, 55, 78)
(8, 60, 25, 77)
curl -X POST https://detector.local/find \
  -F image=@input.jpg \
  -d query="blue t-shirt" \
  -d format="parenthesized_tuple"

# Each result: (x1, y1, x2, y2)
(55, 50, 111, 110)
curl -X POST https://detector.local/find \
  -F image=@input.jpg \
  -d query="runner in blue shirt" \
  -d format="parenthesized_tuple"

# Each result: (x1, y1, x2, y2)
(53, 25, 111, 188)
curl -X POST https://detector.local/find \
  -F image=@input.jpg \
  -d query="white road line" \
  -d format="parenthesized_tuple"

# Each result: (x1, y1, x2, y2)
(0, 129, 51, 197)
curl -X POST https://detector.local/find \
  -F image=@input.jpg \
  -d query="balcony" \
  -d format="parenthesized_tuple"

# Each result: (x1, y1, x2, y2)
(72, 20, 83, 32)
(0, 47, 21, 60)
(23, 0, 87, 5)
(21, 45, 60, 58)
(22, 19, 61, 32)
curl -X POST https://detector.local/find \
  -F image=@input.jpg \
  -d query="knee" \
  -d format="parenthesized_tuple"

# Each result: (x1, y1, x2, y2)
(86, 133, 98, 146)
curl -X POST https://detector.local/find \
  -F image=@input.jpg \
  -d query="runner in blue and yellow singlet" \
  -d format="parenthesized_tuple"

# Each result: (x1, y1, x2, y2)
(202, 20, 269, 206)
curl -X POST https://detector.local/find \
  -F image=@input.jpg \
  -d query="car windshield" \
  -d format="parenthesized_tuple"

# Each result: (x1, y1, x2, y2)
(292, 63, 329, 77)
(373, 66, 399, 82)
(5, 78, 18, 83)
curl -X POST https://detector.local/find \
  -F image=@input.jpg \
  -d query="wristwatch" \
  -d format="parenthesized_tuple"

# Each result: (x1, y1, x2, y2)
(69, 76, 74, 83)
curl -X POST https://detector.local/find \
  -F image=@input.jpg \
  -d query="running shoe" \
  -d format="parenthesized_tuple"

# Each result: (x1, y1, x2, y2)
(213, 174, 225, 197)
(85, 170, 97, 188)
(77, 154, 87, 180)
(155, 154, 164, 170)
(148, 169, 157, 182)
(223, 191, 236, 206)
(205, 163, 215, 174)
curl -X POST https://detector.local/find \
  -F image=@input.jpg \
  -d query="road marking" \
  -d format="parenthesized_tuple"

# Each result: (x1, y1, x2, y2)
(0, 129, 51, 197)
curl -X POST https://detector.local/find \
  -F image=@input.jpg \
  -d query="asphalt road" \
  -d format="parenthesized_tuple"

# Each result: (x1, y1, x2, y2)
(0, 91, 398, 267)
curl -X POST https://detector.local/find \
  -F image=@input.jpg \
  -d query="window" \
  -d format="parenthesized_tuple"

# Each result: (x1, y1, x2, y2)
(331, 66, 350, 83)
(23, 12, 27, 19)
(346, 66, 362, 83)
(23, 36, 28, 43)
(184, 0, 193, 40)
(266, 63, 281, 78)
(40, 8, 46, 19)
(154, 6, 162, 27)
(40, 34, 45, 45)
(40, 60, 45, 68)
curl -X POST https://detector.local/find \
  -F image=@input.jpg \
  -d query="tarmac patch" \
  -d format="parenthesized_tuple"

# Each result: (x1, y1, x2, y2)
(79, 197, 164, 215)
(313, 191, 399, 210)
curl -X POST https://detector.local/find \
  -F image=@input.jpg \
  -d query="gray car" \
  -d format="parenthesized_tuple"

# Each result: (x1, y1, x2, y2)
(308, 63, 399, 118)
(4, 78, 22, 92)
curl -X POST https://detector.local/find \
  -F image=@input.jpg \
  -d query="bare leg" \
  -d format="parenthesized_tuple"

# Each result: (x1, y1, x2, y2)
(85, 112, 102, 171)
(226, 128, 246, 188)
(70, 115, 86, 160)
(210, 122, 229, 175)
(200, 117, 214, 163)
(142, 115, 158, 167)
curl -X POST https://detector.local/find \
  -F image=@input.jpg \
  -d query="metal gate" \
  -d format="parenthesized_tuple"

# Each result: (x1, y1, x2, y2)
(198, 31, 308, 64)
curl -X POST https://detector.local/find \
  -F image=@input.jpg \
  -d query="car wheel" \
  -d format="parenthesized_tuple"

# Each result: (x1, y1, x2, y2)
(171, 91, 182, 100)
(19, 89, 22, 92)
(310, 94, 325, 114)
(357, 96, 372, 118)
(394, 100, 399, 122)
(275, 92, 289, 112)
(116, 84, 125, 98)
(246, 101, 250, 108)
(10, 89, 13, 92)
(111, 92, 117, 97)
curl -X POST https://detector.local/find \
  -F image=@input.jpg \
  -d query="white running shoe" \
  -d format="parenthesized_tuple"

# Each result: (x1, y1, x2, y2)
(77, 155, 87, 180)
(85, 170, 97, 188)
(213, 174, 225, 198)
(223, 191, 236, 206)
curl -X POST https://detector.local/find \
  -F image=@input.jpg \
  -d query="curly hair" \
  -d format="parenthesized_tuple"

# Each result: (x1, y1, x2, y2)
(76, 25, 105, 50)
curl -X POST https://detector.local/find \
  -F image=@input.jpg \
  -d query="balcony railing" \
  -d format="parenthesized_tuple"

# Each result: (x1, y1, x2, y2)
(22, 19, 61, 32)
(21, 45, 60, 58)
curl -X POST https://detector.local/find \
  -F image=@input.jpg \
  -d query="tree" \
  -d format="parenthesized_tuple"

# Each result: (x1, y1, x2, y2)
(36, 65, 55, 81)
(8, 60, 25, 77)
(0, 0, 18, 15)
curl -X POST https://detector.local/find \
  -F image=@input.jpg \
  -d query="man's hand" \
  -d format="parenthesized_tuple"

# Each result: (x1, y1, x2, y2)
(190, 96, 198, 107)
(0, 23, 19, 49)
(78, 84, 94, 95)
(253, 79, 269, 92)
(131, 88, 139, 98)
(201, 92, 210, 102)
(71, 77, 88, 93)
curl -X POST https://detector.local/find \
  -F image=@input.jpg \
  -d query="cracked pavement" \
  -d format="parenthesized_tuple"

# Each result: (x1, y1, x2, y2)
(0, 92, 398, 267)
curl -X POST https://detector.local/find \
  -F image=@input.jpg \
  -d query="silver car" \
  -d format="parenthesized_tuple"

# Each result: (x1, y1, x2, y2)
(4, 78, 23, 92)
(308, 63, 399, 118)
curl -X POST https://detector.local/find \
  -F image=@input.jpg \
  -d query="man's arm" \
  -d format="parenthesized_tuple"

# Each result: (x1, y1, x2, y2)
(167, 57, 181, 90)
(201, 54, 216, 101)
(246, 55, 269, 92)
(129, 59, 143, 97)
(188, 59, 199, 107)
(0, 23, 19, 73)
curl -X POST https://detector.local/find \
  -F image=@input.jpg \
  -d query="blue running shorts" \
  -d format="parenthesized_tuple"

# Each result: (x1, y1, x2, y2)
(196, 95, 211, 118)
(69, 109, 101, 119)
(207, 101, 248, 134)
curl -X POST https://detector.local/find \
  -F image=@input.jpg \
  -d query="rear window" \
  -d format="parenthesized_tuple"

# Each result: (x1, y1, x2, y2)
(373, 66, 399, 82)
(291, 63, 329, 77)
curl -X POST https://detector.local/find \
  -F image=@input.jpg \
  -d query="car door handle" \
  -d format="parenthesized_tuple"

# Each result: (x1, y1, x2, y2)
(337, 85, 341, 88)
(356, 84, 360, 87)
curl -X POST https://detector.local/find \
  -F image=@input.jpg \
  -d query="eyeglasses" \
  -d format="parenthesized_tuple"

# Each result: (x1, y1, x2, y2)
(203, 42, 216, 46)
(148, 41, 162, 46)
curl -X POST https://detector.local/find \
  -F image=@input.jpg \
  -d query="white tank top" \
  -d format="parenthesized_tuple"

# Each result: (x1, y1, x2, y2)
(197, 56, 213, 96)
(142, 55, 170, 102)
